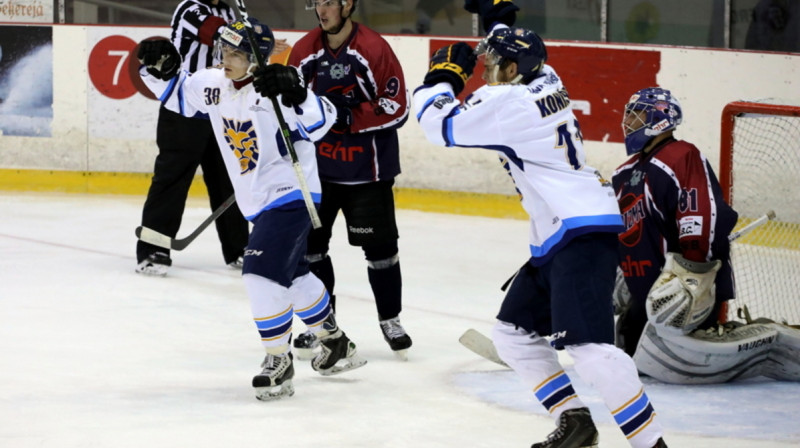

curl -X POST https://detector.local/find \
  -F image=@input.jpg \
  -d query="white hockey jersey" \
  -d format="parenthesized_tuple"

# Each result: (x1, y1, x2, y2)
(413, 66, 623, 265)
(141, 67, 336, 220)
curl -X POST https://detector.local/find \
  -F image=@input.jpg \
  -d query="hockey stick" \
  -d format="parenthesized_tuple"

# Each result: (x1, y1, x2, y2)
(729, 210, 776, 242)
(460, 210, 779, 367)
(135, 193, 236, 251)
(230, 0, 322, 229)
(459, 328, 507, 367)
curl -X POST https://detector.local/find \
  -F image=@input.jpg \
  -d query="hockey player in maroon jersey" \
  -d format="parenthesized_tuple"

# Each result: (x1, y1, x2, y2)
(288, 0, 412, 360)
(612, 87, 800, 384)
(612, 87, 739, 354)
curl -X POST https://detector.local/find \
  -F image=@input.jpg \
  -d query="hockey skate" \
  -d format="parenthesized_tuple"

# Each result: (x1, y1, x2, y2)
(135, 251, 171, 277)
(293, 330, 319, 360)
(531, 407, 598, 448)
(311, 315, 367, 376)
(652, 438, 668, 448)
(379, 317, 412, 360)
(252, 352, 295, 401)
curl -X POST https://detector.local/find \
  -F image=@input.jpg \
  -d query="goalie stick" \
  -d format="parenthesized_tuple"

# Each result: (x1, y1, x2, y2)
(459, 210, 778, 367)
(135, 193, 236, 251)
(230, 0, 322, 229)
(729, 210, 775, 242)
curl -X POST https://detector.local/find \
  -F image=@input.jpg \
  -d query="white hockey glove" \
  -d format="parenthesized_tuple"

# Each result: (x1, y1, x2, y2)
(646, 252, 721, 336)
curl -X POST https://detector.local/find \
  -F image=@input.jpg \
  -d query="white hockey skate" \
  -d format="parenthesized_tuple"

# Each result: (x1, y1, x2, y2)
(252, 352, 295, 401)
(379, 317, 412, 361)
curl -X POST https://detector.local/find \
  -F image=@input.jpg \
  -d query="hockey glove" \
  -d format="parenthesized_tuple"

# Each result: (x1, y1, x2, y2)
(464, 0, 519, 33)
(253, 64, 308, 107)
(137, 39, 181, 81)
(321, 94, 360, 132)
(423, 42, 477, 96)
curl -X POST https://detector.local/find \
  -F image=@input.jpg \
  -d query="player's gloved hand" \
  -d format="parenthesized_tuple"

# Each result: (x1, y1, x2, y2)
(423, 42, 477, 96)
(464, 0, 519, 33)
(137, 39, 181, 81)
(253, 64, 308, 107)
(321, 94, 359, 132)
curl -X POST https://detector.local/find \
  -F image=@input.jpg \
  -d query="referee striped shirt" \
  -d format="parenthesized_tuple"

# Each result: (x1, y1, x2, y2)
(170, 0, 236, 73)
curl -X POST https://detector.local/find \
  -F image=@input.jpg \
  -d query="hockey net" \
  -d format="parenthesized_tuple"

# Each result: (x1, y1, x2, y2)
(719, 100, 800, 325)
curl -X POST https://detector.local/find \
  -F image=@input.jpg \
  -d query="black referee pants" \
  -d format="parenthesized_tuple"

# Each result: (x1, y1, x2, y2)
(136, 106, 249, 265)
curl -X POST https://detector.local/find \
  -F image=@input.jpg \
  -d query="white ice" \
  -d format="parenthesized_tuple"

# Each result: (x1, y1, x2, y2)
(1, 192, 798, 448)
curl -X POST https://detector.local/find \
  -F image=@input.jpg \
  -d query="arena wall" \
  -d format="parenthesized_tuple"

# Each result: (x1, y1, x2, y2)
(0, 24, 797, 218)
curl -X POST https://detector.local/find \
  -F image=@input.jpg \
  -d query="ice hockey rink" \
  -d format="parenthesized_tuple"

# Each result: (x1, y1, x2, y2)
(1, 192, 798, 448)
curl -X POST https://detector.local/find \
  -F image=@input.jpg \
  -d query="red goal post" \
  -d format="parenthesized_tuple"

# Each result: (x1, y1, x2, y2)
(718, 100, 800, 325)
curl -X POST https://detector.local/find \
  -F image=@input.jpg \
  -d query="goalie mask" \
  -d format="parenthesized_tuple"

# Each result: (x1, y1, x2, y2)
(622, 87, 683, 155)
(477, 27, 547, 85)
(646, 253, 721, 336)
(214, 18, 274, 76)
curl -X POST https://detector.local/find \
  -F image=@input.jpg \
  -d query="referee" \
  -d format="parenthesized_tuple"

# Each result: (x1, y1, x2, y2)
(136, 0, 248, 276)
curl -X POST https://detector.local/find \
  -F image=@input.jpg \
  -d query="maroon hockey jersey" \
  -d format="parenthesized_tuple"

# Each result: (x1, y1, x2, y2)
(612, 137, 739, 307)
(288, 24, 409, 183)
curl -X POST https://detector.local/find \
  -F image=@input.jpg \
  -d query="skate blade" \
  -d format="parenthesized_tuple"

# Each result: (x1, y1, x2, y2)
(317, 354, 367, 376)
(254, 381, 295, 401)
(294, 347, 317, 361)
(392, 349, 409, 361)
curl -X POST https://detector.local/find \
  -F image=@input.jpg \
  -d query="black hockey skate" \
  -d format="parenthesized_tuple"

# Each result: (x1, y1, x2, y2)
(531, 407, 598, 448)
(312, 315, 367, 376)
(293, 330, 320, 360)
(379, 317, 412, 360)
(252, 352, 295, 401)
(652, 438, 668, 448)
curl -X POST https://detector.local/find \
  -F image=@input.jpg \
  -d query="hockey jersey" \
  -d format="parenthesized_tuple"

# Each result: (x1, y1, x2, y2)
(288, 24, 409, 183)
(413, 66, 623, 266)
(140, 67, 336, 220)
(611, 137, 738, 305)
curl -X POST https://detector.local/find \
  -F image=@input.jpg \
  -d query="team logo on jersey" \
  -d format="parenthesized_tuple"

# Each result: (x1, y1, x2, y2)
(330, 63, 349, 80)
(222, 117, 259, 174)
(618, 193, 645, 247)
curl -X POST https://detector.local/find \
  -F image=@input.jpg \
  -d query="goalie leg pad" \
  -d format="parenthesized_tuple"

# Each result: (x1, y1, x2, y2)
(633, 321, 794, 384)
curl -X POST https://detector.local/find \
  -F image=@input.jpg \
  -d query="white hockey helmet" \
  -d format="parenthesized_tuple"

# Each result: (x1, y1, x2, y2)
(646, 253, 721, 335)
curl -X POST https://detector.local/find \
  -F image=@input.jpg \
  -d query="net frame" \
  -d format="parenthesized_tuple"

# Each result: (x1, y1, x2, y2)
(719, 100, 800, 325)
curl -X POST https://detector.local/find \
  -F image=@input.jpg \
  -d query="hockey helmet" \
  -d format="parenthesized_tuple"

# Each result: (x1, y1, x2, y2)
(622, 87, 683, 155)
(477, 27, 547, 84)
(215, 18, 274, 65)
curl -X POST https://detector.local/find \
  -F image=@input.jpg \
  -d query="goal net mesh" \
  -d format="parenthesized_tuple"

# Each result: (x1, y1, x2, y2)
(721, 100, 800, 325)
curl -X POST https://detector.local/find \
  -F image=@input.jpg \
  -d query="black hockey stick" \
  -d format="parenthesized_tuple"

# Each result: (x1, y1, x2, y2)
(135, 193, 236, 251)
(230, 0, 322, 229)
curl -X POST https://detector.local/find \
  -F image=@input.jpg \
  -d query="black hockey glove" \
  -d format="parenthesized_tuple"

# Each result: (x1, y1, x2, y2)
(423, 42, 477, 96)
(137, 39, 180, 81)
(321, 94, 360, 132)
(253, 64, 308, 107)
(464, 0, 519, 33)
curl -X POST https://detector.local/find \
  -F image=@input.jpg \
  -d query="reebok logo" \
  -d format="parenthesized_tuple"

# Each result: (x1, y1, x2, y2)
(349, 226, 374, 234)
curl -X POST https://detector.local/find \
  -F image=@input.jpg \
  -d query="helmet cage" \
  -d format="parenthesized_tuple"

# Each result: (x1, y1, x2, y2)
(622, 87, 682, 155)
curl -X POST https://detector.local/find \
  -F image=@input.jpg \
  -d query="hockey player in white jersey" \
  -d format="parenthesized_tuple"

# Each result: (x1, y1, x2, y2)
(414, 1, 666, 447)
(136, 18, 366, 401)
